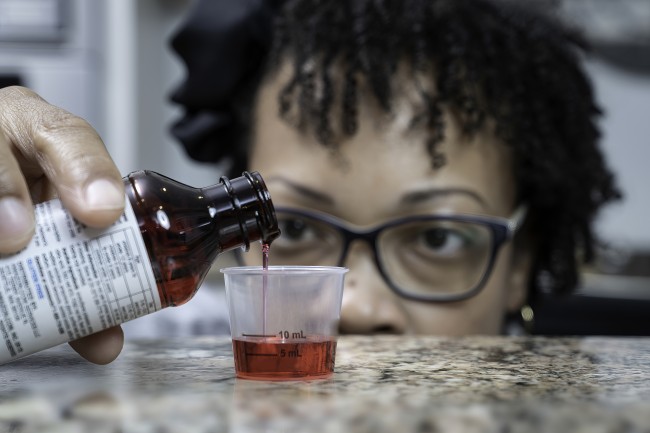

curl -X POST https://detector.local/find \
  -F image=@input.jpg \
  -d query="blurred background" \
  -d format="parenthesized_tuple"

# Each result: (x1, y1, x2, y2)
(0, 0, 217, 187)
(1, 0, 649, 336)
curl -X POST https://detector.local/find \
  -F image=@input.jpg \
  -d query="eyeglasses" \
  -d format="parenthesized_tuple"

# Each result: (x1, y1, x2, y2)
(240, 205, 527, 302)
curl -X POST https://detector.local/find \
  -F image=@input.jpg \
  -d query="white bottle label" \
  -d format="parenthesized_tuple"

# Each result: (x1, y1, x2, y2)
(0, 198, 160, 364)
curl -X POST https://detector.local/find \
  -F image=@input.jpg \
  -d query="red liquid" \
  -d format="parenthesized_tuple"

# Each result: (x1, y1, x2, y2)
(125, 174, 221, 307)
(262, 242, 270, 270)
(232, 336, 337, 380)
(261, 243, 270, 334)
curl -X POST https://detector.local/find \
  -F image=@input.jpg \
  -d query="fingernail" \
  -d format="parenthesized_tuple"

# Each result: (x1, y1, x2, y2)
(0, 197, 34, 242)
(84, 179, 124, 210)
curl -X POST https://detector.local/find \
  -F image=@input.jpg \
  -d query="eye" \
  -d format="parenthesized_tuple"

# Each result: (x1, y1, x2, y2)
(274, 216, 325, 249)
(406, 220, 489, 260)
(419, 227, 466, 256)
(281, 217, 311, 241)
(272, 213, 342, 262)
(268, 213, 342, 265)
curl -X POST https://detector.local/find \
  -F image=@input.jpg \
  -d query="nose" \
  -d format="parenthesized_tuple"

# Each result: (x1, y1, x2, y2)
(338, 241, 409, 334)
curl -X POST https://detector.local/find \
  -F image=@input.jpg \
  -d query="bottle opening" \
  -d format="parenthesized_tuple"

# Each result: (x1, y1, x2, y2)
(242, 171, 281, 243)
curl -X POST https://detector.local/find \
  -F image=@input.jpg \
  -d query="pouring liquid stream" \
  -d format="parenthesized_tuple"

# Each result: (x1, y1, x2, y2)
(262, 242, 270, 337)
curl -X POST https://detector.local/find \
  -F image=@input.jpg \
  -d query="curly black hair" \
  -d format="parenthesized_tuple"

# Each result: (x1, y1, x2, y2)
(171, 0, 620, 301)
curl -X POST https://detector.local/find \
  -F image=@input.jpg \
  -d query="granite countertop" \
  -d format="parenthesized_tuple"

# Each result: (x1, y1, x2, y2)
(1, 336, 650, 432)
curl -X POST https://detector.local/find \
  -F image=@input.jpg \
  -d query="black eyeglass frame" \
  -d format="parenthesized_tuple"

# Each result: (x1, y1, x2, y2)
(239, 205, 527, 303)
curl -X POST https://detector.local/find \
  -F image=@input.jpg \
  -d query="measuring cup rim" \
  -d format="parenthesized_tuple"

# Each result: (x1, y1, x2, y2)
(220, 266, 349, 275)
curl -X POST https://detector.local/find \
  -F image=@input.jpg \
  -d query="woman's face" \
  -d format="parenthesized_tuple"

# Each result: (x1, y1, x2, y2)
(246, 67, 529, 335)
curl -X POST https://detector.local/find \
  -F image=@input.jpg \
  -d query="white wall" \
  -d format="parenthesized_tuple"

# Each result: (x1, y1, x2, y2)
(101, 0, 220, 188)
(588, 59, 650, 249)
(0, 0, 104, 131)
(0, 0, 220, 188)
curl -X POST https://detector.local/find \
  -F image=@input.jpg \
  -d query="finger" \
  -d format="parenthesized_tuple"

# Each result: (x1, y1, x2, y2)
(0, 86, 125, 228)
(69, 326, 125, 365)
(0, 130, 35, 254)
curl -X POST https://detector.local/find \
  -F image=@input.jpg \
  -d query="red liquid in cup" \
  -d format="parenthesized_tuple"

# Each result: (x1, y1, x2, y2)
(232, 336, 337, 380)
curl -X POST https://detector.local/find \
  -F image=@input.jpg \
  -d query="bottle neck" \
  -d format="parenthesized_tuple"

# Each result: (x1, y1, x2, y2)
(202, 172, 280, 253)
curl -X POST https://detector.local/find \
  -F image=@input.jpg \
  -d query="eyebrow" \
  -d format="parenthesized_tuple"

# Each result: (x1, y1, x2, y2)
(267, 176, 486, 209)
(265, 176, 335, 205)
(400, 188, 488, 208)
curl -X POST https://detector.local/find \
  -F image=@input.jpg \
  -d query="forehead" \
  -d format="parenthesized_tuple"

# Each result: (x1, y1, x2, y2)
(249, 64, 516, 223)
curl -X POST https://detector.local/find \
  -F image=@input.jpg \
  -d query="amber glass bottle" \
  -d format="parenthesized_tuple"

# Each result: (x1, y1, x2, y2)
(0, 170, 279, 364)
(125, 170, 280, 307)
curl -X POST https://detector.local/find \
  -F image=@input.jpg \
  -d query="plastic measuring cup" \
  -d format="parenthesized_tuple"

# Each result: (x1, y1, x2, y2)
(221, 266, 348, 380)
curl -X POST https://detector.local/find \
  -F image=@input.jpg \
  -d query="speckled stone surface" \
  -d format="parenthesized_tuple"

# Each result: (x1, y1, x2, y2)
(1, 336, 650, 432)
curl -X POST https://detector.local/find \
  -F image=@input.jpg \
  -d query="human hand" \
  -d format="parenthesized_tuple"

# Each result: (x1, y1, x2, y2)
(0, 86, 125, 364)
